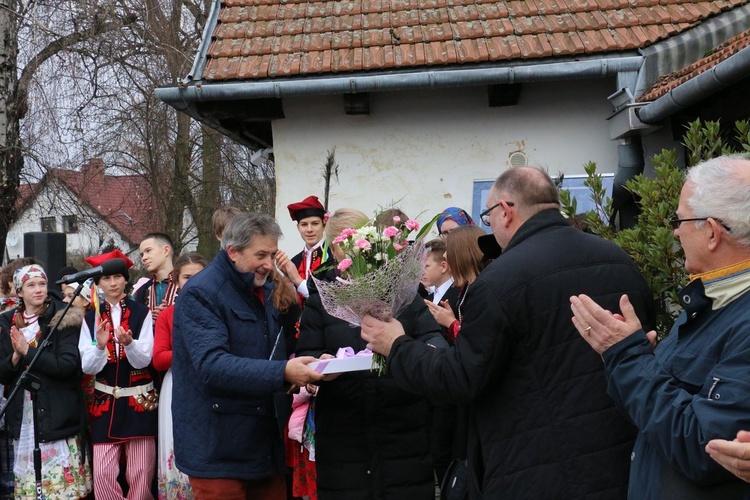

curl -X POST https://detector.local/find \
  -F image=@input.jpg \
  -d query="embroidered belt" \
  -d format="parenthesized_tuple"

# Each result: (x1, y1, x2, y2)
(94, 381, 154, 399)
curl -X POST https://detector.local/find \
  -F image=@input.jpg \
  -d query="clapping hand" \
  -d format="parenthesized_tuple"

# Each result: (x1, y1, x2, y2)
(114, 326, 133, 346)
(9, 326, 28, 366)
(95, 319, 111, 349)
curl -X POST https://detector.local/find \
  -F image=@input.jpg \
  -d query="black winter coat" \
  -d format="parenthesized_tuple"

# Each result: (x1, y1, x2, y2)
(0, 301, 85, 443)
(388, 209, 655, 499)
(298, 293, 445, 500)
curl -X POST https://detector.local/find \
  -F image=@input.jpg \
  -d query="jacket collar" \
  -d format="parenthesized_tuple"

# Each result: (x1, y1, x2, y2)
(214, 249, 273, 296)
(680, 259, 750, 314)
(504, 209, 569, 253)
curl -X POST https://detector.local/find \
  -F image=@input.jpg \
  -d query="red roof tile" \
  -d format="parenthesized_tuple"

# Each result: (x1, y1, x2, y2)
(17, 160, 161, 246)
(638, 28, 750, 102)
(202, 0, 749, 80)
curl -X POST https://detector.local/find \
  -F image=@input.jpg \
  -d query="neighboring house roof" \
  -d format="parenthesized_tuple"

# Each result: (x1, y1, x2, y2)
(15, 183, 42, 214)
(638, 27, 750, 102)
(203, 0, 747, 81)
(16, 159, 160, 246)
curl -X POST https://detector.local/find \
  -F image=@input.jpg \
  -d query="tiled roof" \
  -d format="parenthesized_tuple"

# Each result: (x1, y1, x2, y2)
(18, 159, 160, 245)
(638, 27, 750, 101)
(202, 0, 748, 81)
(15, 183, 42, 214)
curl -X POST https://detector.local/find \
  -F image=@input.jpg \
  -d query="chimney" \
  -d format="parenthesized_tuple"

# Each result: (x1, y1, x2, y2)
(81, 158, 105, 177)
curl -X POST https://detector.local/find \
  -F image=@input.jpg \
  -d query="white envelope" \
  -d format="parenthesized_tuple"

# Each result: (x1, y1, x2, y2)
(309, 354, 378, 375)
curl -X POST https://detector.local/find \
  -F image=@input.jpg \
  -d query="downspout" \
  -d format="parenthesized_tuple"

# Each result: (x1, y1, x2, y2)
(611, 136, 644, 229)
(182, 0, 221, 84)
(637, 44, 750, 124)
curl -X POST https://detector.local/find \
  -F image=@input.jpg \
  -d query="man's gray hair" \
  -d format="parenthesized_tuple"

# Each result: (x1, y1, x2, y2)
(687, 156, 750, 246)
(221, 213, 282, 251)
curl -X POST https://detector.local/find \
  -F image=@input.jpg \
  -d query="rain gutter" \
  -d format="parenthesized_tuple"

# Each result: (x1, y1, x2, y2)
(156, 55, 643, 109)
(637, 43, 750, 124)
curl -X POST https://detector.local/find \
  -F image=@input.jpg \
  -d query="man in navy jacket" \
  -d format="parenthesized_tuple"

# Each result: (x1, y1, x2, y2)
(571, 156, 750, 499)
(171, 212, 323, 499)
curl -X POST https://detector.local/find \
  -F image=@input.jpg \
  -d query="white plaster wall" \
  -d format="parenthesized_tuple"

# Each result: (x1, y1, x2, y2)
(273, 78, 619, 254)
(6, 181, 134, 263)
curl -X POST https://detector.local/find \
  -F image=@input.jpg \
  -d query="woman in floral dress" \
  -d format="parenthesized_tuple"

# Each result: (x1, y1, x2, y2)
(0, 264, 92, 499)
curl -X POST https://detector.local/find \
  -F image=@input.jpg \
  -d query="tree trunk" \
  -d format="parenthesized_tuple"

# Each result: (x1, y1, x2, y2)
(0, 0, 23, 257)
(165, 111, 192, 253)
(196, 126, 222, 259)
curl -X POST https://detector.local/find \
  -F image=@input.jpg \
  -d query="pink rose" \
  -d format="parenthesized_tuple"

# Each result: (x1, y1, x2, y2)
(341, 228, 358, 237)
(392, 215, 401, 223)
(405, 219, 419, 231)
(355, 238, 371, 249)
(337, 258, 353, 271)
(393, 243, 403, 251)
(332, 235, 348, 245)
(323, 211, 331, 224)
(383, 226, 399, 238)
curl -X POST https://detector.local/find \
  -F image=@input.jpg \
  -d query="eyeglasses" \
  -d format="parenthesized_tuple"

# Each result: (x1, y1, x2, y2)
(480, 201, 514, 226)
(669, 217, 731, 231)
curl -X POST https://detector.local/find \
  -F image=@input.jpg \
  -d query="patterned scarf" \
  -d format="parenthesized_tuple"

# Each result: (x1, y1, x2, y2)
(100, 298, 130, 363)
(147, 271, 178, 311)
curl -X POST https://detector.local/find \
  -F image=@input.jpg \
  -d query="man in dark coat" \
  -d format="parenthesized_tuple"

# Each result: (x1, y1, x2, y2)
(362, 166, 655, 498)
(171, 212, 324, 499)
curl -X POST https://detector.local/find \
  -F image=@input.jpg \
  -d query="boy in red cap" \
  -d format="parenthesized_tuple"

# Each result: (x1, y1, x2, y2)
(275, 195, 333, 301)
(77, 249, 158, 500)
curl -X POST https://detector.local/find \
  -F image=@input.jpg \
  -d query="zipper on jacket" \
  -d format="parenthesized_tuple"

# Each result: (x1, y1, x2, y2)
(707, 377, 720, 399)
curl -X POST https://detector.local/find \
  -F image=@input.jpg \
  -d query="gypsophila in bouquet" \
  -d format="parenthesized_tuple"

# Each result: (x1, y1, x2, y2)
(312, 214, 436, 375)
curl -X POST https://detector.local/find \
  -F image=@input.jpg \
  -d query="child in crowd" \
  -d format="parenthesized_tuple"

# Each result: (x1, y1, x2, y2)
(421, 239, 459, 312)
(77, 249, 158, 500)
(436, 207, 475, 236)
(153, 252, 207, 500)
(135, 233, 177, 323)
(425, 225, 486, 342)
(275, 195, 332, 302)
(0, 258, 41, 313)
(0, 264, 92, 499)
(62, 278, 94, 310)
(212, 206, 242, 241)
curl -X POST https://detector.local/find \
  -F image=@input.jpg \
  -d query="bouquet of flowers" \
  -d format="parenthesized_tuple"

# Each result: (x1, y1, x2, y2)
(312, 214, 435, 374)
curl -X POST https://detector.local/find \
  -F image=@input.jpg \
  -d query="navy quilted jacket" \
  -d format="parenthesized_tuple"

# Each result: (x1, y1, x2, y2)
(171, 250, 288, 480)
(604, 275, 750, 499)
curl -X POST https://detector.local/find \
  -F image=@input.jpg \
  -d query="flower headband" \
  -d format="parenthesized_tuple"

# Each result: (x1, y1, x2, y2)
(13, 265, 48, 293)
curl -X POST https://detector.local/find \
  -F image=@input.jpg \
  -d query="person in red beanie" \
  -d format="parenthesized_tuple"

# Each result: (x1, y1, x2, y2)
(275, 195, 333, 302)
(76, 249, 159, 500)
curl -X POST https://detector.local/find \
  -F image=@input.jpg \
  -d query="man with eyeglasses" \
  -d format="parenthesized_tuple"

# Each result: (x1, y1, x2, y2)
(570, 155, 750, 498)
(361, 166, 654, 498)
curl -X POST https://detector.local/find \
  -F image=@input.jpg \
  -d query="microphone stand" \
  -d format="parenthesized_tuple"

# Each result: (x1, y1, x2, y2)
(0, 281, 87, 500)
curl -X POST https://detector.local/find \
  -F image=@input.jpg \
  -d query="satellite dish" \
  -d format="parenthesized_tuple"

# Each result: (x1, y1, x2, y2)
(6, 231, 18, 246)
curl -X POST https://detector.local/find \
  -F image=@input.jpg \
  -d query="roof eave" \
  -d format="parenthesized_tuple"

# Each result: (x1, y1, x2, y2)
(637, 43, 750, 124)
(156, 52, 643, 105)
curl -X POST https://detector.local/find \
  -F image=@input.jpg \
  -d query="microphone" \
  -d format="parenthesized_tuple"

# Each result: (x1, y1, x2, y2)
(56, 259, 129, 285)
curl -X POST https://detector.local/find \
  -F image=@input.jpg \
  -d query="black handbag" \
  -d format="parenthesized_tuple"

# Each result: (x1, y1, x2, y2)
(440, 458, 469, 500)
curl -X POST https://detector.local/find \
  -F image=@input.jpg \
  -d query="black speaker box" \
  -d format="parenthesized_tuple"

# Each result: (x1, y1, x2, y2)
(23, 232, 67, 283)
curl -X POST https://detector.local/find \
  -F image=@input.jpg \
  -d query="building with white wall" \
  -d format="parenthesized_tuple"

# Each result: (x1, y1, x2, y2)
(157, 0, 750, 255)
(7, 159, 162, 264)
